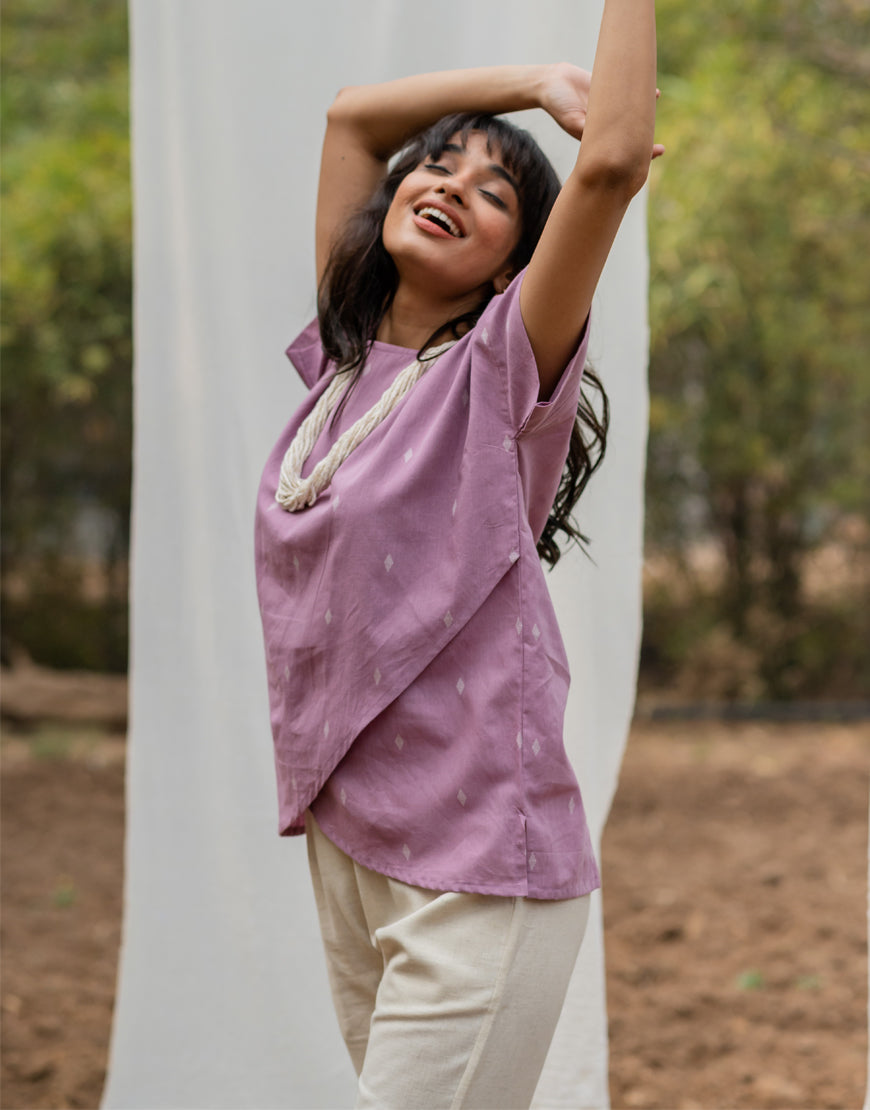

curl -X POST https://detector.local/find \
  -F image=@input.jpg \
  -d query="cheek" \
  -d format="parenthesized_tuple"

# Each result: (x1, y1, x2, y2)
(478, 211, 521, 262)
(381, 197, 405, 252)
(381, 177, 419, 248)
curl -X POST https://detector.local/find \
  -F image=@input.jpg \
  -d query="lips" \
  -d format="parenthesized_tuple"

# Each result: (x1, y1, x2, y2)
(413, 202, 465, 238)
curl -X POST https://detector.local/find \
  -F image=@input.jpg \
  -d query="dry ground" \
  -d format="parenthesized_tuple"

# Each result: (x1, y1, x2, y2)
(1, 696, 867, 1109)
(604, 719, 868, 1109)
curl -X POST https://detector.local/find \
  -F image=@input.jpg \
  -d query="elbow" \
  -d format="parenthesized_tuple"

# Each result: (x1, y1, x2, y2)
(575, 147, 650, 198)
(325, 86, 391, 161)
(326, 86, 356, 123)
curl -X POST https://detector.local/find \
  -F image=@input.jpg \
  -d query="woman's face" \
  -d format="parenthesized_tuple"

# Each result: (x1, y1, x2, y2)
(382, 132, 522, 301)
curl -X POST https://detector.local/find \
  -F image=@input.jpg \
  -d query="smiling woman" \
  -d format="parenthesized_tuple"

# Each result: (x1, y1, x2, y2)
(316, 110, 564, 408)
(381, 134, 521, 314)
(255, 5, 662, 1106)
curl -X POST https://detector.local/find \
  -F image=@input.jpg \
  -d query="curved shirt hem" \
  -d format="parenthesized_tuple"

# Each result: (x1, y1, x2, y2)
(310, 810, 600, 901)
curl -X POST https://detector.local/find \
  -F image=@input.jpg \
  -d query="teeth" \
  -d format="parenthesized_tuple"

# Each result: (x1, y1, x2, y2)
(417, 206, 461, 237)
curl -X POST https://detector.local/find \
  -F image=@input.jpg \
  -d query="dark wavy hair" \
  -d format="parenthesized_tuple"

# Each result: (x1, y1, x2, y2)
(318, 112, 608, 567)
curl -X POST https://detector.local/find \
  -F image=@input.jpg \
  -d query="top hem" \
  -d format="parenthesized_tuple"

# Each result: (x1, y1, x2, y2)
(307, 812, 600, 901)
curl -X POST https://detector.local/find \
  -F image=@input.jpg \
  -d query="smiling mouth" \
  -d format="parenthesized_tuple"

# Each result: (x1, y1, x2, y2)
(415, 206, 463, 238)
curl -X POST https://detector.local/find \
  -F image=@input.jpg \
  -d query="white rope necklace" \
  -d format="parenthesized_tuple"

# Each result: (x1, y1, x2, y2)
(276, 340, 456, 512)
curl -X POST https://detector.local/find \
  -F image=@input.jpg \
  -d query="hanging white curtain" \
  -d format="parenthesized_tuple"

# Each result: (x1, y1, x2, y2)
(104, 2, 648, 1106)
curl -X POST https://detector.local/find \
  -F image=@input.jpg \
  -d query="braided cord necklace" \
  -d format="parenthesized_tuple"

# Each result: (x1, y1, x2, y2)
(276, 340, 455, 512)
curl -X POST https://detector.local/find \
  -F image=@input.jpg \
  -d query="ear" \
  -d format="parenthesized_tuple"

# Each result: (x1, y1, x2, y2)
(492, 268, 513, 295)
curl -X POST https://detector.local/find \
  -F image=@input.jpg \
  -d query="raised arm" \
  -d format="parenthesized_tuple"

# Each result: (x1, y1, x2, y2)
(316, 65, 553, 285)
(521, 0, 660, 396)
(317, 1, 660, 392)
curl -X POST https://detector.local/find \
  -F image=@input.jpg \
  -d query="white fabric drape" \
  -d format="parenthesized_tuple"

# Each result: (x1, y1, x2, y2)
(104, 2, 648, 1106)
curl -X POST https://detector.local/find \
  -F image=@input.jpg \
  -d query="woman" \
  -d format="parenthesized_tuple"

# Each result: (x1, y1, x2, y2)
(256, 3, 661, 1105)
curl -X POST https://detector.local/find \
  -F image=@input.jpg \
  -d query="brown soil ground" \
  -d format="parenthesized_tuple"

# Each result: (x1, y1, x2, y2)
(1, 675, 867, 1109)
(604, 719, 868, 1110)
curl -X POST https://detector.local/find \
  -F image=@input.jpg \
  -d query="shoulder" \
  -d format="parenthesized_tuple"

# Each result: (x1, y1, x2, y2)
(468, 270, 590, 435)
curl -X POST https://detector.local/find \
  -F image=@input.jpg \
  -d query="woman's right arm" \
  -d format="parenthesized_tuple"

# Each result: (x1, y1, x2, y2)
(315, 66, 557, 284)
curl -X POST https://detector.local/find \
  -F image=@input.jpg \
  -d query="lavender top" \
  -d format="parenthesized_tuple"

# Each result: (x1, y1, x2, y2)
(255, 270, 600, 899)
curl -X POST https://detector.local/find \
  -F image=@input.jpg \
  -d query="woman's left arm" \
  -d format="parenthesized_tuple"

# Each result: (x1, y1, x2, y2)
(521, 0, 662, 399)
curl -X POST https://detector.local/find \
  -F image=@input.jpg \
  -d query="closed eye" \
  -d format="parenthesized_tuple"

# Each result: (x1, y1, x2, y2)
(480, 189, 507, 209)
(423, 162, 510, 210)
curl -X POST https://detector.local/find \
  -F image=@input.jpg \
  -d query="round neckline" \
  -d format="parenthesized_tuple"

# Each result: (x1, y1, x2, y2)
(370, 337, 418, 355)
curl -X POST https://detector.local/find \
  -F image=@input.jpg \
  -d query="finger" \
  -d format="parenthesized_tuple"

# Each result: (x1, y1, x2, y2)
(652, 144, 665, 159)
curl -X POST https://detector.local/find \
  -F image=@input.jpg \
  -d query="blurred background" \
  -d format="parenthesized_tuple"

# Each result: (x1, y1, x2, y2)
(1, 2, 868, 1109)
(3, 0, 131, 678)
(2, 0, 868, 701)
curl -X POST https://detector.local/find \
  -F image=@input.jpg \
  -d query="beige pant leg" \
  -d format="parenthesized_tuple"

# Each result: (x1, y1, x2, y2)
(359, 889, 589, 1110)
(305, 811, 383, 1074)
(306, 812, 590, 1110)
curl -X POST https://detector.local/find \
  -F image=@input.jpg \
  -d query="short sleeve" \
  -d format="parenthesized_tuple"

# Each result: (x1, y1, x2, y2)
(468, 268, 590, 436)
(285, 318, 329, 389)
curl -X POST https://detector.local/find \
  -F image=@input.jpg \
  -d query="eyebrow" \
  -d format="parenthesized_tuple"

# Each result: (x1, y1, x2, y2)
(440, 141, 520, 197)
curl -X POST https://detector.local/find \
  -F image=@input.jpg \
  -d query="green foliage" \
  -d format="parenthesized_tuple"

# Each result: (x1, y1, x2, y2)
(735, 969, 766, 992)
(642, 576, 870, 700)
(52, 879, 77, 908)
(645, 0, 870, 697)
(1, 0, 132, 671)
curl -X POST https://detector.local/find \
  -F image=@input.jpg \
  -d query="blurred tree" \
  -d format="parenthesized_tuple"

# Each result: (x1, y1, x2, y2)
(2, 0, 867, 693)
(1, 0, 132, 670)
(646, 0, 870, 696)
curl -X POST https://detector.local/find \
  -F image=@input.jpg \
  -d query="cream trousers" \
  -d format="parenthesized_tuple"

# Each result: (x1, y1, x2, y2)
(306, 812, 590, 1109)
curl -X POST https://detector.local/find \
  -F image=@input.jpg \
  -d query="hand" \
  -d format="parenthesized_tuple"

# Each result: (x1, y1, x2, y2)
(541, 63, 665, 160)
(539, 63, 592, 140)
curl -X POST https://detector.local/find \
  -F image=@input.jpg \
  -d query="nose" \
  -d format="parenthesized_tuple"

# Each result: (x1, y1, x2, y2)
(434, 172, 468, 207)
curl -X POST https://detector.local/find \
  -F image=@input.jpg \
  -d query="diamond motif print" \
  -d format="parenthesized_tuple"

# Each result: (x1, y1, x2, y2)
(528, 852, 537, 871)
(403, 448, 413, 462)
(532, 623, 541, 640)
(323, 721, 330, 738)
(456, 677, 465, 695)
(509, 550, 519, 564)
(284, 665, 290, 680)
(374, 668, 381, 685)
(532, 739, 541, 756)
(457, 788, 467, 806)
(443, 611, 453, 628)
(482, 327, 489, 345)
(516, 618, 523, 635)
(340, 787, 347, 806)
(502, 435, 512, 452)
(331, 495, 340, 510)
(384, 554, 394, 572)
(402, 844, 411, 860)
(293, 555, 300, 571)
(324, 610, 332, 625)
(452, 500, 458, 517)
(569, 796, 576, 814)
(516, 731, 523, 749)
(395, 735, 404, 751)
